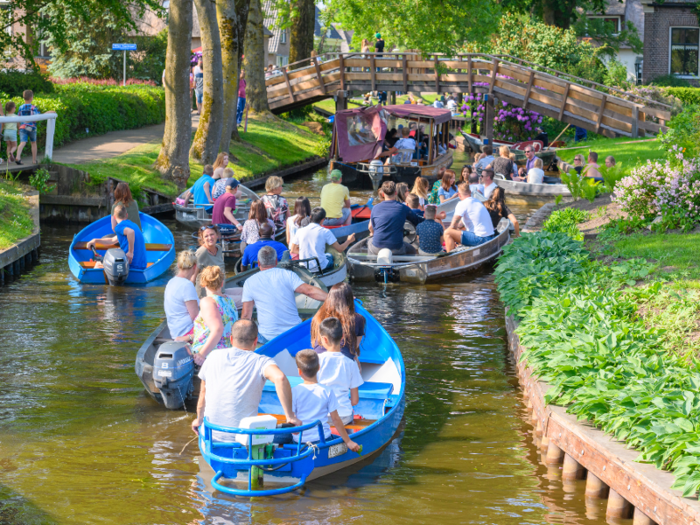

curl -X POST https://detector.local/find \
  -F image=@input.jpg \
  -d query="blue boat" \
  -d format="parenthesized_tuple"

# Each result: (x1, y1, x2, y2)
(198, 300, 405, 496)
(68, 213, 175, 284)
(324, 201, 373, 245)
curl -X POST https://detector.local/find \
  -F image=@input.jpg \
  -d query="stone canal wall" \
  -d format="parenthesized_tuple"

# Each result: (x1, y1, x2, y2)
(0, 191, 40, 285)
(506, 315, 700, 525)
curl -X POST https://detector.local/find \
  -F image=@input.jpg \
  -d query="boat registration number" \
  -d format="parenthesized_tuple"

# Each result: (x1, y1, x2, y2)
(328, 443, 348, 458)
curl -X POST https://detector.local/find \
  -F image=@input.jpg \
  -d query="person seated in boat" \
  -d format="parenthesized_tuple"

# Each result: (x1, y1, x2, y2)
(273, 349, 361, 450)
(526, 158, 545, 184)
(211, 179, 243, 230)
(484, 187, 520, 238)
(438, 169, 458, 203)
(428, 166, 446, 204)
(260, 176, 289, 231)
(474, 145, 494, 173)
(240, 200, 276, 251)
(368, 181, 424, 255)
(375, 127, 416, 163)
(446, 95, 458, 112)
(411, 176, 430, 208)
(571, 154, 585, 175)
(189, 165, 218, 212)
(481, 169, 497, 199)
(469, 171, 483, 196)
(384, 128, 399, 149)
(605, 155, 616, 168)
(487, 145, 518, 181)
(290, 207, 356, 272)
(396, 182, 410, 204)
(317, 317, 364, 425)
(287, 196, 311, 245)
(191, 319, 302, 439)
(320, 169, 352, 227)
(405, 194, 424, 218)
(111, 182, 141, 232)
(586, 152, 604, 182)
(241, 246, 328, 344)
(517, 146, 537, 179)
(211, 167, 240, 201)
(241, 223, 286, 271)
(190, 266, 238, 365)
(415, 204, 445, 255)
(458, 165, 472, 185)
(164, 250, 200, 342)
(443, 183, 496, 251)
(195, 225, 226, 298)
(87, 205, 147, 270)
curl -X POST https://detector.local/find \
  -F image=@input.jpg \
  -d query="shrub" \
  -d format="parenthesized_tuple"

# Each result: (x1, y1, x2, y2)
(560, 168, 599, 202)
(50, 77, 158, 87)
(460, 91, 543, 142)
(649, 74, 693, 87)
(542, 208, 589, 240)
(0, 70, 54, 97)
(665, 88, 700, 106)
(660, 104, 700, 160)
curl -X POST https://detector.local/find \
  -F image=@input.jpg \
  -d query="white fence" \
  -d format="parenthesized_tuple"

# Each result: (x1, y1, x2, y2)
(0, 113, 58, 162)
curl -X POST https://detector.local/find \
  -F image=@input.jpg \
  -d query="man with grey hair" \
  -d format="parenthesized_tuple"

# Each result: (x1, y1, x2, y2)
(241, 246, 328, 344)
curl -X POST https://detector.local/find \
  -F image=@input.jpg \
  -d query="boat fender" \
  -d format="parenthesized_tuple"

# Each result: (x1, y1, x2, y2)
(153, 342, 194, 410)
(102, 248, 129, 285)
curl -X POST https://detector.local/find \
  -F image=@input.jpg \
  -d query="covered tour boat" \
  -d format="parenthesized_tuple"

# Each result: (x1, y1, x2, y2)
(329, 105, 454, 191)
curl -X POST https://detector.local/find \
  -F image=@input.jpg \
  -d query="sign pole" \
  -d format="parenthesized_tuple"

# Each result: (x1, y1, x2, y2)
(112, 43, 137, 86)
(123, 49, 127, 87)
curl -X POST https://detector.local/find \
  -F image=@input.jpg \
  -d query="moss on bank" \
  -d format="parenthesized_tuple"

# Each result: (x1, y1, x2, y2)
(0, 182, 34, 250)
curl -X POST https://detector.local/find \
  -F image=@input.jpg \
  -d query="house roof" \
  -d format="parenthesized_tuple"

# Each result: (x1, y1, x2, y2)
(314, 6, 341, 39)
(263, 0, 285, 54)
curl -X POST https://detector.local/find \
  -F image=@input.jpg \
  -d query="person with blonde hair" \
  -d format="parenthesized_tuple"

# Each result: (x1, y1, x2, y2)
(191, 266, 239, 365)
(260, 175, 289, 230)
(487, 145, 518, 181)
(527, 158, 545, 184)
(212, 166, 240, 201)
(164, 250, 200, 341)
(411, 176, 430, 207)
(213, 152, 230, 171)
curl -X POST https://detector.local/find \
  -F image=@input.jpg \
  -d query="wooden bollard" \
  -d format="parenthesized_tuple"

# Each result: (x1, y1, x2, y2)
(584, 472, 609, 498)
(632, 507, 656, 525)
(606, 489, 633, 519)
(540, 436, 549, 452)
(562, 453, 585, 480)
(535, 420, 543, 438)
(545, 442, 565, 464)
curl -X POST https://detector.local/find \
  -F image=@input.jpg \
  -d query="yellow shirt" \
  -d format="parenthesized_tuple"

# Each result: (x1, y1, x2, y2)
(320, 183, 350, 219)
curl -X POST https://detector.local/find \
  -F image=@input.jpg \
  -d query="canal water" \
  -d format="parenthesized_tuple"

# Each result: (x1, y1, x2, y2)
(0, 170, 609, 524)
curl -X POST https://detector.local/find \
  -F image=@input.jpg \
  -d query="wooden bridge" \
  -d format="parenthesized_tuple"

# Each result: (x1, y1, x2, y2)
(266, 52, 671, 138)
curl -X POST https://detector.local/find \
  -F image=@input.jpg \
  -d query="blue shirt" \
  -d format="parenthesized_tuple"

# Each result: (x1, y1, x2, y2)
(192, 174, 215, 211)
(370, 200, 424, 250)
(437, 186, 457, 201)
(416, 220, 444, 254)
(242, 239, 287, 268)
(115, 219, 147, 269)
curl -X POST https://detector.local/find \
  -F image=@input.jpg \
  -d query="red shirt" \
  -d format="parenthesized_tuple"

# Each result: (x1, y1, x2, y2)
(212, 192, 237, 225)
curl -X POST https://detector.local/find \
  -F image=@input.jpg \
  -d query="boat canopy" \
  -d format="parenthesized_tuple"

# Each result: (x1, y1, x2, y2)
(332, 105, 452, 164)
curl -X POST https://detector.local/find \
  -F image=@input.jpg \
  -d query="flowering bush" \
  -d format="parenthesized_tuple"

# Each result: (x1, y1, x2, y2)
(613, 149, 700, 230)
(50, 77, 158, 87)
(459, 85, 543, 142)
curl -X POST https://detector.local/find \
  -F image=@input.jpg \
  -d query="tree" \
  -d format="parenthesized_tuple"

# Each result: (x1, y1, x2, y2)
(315, 6, 338, 55)
(217, 0, 251, 150)
(155, 0, 192, 189)
(243, 0, 271, 114)
(288, 0, 315, 68)
(190, 0, 225, 164)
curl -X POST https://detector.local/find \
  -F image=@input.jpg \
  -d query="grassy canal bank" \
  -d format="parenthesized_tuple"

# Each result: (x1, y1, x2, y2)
(62, 113, 329, 199)
(0, 181, 35, 250)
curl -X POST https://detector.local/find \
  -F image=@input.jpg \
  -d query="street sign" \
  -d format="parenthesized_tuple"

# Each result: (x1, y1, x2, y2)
(112, 43, 137, 51)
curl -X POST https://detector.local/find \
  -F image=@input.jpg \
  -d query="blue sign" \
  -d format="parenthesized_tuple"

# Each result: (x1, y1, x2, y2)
(112, 43, 137, 51)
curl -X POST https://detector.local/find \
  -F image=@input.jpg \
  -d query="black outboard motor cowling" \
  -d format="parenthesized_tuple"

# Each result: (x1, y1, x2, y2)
(153, 342, 195, 409)
(102, 248, 130, 285)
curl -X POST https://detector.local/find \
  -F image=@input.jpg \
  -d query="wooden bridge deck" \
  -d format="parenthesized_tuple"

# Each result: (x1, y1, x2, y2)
(266, 53, 671, 138)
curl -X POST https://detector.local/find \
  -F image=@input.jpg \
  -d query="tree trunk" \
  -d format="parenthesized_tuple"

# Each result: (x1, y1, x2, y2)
(155, 0, 193, 189)
(288, 0, 315, 69)
(541, 0, 574, 28)
(190, 0, 225, 164)
(217, 0, 250, 150)
(243, 0, 270, 114)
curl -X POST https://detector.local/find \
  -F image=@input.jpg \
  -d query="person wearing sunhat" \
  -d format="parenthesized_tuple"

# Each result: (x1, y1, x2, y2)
(320, 169, 352, 226)
(212, 179, 243, 229)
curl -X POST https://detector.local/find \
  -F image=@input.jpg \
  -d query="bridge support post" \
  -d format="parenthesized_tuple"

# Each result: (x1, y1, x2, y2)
(335, 91, 347, 112)
(482, 94, 494, 148)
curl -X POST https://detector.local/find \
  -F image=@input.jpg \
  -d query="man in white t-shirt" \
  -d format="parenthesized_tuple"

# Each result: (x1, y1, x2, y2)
(290, 207, 356, 272)
(241, 246, 328, 344)
(444, 182, 496, 251)
(481, 169, 498, 199)
(191, 319, 301, 441)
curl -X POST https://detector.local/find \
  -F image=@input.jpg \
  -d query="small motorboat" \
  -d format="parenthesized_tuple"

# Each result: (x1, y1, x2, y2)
(494, 175, 571, 206)
(197, 300, 405, 496)
(134, 262, 328, 409)
(323, 202, 373, 245)
(188, 223, 287, 260)
(458, 130, 558, 168)
(68, 213, 175, 285)
(174, 184, 259, 229)
(347, 220, 510, 284)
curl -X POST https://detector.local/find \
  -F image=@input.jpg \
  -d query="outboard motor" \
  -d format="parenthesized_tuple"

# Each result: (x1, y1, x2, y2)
(368, 160, 385, 194)
(102, 248, 130, 285)
(374, 248, 399, 283)
(153, 342, 195, 409)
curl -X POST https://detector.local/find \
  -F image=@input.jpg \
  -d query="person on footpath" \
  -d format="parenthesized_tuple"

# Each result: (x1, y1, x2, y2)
(87, 205, 147, 269)
(191, 319, 302, 441)
(320, 169, 352, 226)
(15, 90, 56, 166)
(193, 59, 204, 115)
(443, 183, 496, 251)
(237, 70, 247, 128)
(241, 246, 328, 344)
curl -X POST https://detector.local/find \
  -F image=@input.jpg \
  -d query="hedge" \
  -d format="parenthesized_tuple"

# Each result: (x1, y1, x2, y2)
(1, 83, 165, 153)
(665, 87, 700, 106)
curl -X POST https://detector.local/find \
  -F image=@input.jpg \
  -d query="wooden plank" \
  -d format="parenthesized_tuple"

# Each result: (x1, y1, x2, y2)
(489, 58, 499, 95)
(595, 95, 607, 133)
(339, 54, 346, 91)
(638, 119, 664, 133)
(313, 56, 326, 94)
(281, 67, 296, 102)
(370, 56, 376, 91)
(407, 73, 436, 82)
(73, 241, 172, 251)
(559, 83, 570, 120)
(641, 106, 672, 121)
(428, 121, 434, 164)
(318, 58, 340, 72)
(523, 70, 535, 109)
(406, 60, 435, 68)
(632, 106, 639, 138)
(467, 56, 472, 94)
(434, 55, 440, 92)
(403, 54, 408, 93)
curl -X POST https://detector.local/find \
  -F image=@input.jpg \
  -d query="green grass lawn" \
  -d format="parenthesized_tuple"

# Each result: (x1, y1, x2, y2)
(0, 181, 34, 250)
(557, 137, 664, 171)
(65, 115, 327, 198)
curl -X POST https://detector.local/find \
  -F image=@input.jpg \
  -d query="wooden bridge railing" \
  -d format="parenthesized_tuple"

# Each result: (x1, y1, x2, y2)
(265, 53, 671, 138)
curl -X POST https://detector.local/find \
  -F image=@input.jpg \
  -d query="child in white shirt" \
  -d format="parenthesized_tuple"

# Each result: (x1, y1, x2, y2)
(278, 349, 360, 450)
(317, 317, 364, 425)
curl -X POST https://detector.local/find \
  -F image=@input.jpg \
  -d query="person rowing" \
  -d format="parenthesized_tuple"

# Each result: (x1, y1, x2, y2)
(367, 181, 424, 255)
(86, 205, 147, 270)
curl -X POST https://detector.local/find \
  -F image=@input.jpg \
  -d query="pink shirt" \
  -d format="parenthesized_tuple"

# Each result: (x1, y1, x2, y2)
(238, 79, 246, 98)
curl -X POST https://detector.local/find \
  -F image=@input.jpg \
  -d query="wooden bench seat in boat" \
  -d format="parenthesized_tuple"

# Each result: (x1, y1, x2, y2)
(259, 413, 375, 434)
(79, 261, 155, 269)
(73, 241, 173, 252)
(263, 377, 394, 399)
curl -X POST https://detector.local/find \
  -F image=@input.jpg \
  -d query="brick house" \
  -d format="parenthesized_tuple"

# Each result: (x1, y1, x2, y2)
(640, 0, 700, 85)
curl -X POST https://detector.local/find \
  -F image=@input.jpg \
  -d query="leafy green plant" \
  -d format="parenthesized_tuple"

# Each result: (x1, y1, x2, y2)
(560, 168, 599, 202)
(542, 208, 589, 241)
(599, 163, 628, 193)
(29, 168, 55, 194)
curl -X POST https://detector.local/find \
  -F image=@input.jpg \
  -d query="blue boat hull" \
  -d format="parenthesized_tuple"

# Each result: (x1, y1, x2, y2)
(68, 213, 175, 284)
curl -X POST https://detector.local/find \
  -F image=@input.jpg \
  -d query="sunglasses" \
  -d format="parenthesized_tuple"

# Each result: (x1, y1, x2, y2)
(200, 225, 220, 232)
(524, 150, 533, 153)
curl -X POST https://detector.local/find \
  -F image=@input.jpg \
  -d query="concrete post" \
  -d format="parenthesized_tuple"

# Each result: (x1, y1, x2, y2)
(585, 472, 609, 498)
(545, 442, 565, 464)
(562, 453, 585, 480)
(632, 508, 656, 525)
(606, 489, 633, 519)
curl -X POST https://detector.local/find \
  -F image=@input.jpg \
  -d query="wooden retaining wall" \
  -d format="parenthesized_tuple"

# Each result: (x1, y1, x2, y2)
(506, 315, 700, 525)
(0, 192, 40, 286)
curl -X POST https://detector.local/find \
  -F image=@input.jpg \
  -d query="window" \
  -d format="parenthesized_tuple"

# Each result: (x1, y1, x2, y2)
(280, 29, 287, 44)
(276, 55, 288, 67)
(670, 28, 699, 77)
